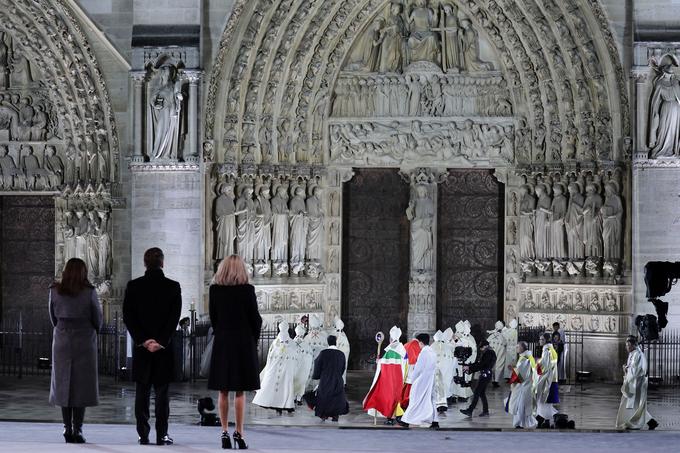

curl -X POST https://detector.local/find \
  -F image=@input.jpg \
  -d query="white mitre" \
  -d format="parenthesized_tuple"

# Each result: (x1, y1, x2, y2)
(389, 325, 402, 342)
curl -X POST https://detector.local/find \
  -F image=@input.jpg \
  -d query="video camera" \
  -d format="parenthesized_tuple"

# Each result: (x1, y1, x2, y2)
(453, 346, 473, 387)
(643, 262, 677, 335)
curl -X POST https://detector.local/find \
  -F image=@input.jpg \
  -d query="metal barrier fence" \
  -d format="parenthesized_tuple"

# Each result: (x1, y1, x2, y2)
(643, 329, 680, 387)
(518, 326, 584, 385)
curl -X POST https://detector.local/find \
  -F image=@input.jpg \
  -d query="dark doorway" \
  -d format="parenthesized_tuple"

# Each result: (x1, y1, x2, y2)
(342, 169, 410, 370)
(0, 196, 55, 321)
(437, 169, 504, 339)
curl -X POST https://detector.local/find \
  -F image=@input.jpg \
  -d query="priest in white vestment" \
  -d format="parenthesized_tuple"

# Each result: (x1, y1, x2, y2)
(334, 317, 351, 384)
(399, 333, 439, 429)
(304, 314, 328, 391)
(535, 333, 559, 427)
(506, 341, 537, 429)
(442, 327, 456, 400)
(253, 321, 297, 413)
(616, 336, 658, 430)
(293, 324, 313, 404)
(431, 330, 455, 412)
(502, 319, 518, 379)
(487, 320, 507, 387)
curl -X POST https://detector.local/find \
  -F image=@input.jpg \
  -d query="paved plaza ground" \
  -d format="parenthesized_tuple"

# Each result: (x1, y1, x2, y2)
(0, 372, 677, 451)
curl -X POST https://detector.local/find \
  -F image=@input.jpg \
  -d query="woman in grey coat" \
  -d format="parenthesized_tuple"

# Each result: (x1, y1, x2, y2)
(49, 258, 103, 443)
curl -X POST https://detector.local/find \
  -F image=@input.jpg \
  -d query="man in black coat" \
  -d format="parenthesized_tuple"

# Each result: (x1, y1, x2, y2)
(309, 335, 349, 421)
(123, 248, 182, 445)
(460, 340, 497, 417)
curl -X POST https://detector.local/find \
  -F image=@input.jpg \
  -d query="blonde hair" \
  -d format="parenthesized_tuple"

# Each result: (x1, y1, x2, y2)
(214, 255, 249, 286)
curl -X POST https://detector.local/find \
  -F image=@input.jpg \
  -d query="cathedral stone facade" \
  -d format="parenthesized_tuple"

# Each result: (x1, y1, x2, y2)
(0, 0, 677, 381)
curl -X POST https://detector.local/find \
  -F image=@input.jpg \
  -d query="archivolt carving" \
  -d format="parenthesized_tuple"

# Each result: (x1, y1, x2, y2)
(0, 0, 118, 188)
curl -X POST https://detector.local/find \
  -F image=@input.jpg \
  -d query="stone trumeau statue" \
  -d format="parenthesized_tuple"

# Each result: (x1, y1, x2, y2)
(149, 64, 183, 160)
(406, 183, 434, 272)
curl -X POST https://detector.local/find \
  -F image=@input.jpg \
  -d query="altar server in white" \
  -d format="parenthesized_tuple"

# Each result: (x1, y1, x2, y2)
(400, 333, 439, 429)
(487, 320, 507, 387)
(616, 336, 658, 430)
(535, 333, 559, 427)
(252, 322, 297, 413)
(506, 341, 537, 429)
(293, 324, 313, 404)
(334, 317, 351, 384)
(502, 319, 518, 379)
(431, 330, 455, 412)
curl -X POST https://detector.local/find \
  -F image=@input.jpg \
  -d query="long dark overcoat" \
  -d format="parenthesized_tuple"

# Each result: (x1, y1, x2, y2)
(123, 269, 182, 384)
(207, 284, 262, 391)
(49, 286, 103, 407)
(312, 347, 349, 418)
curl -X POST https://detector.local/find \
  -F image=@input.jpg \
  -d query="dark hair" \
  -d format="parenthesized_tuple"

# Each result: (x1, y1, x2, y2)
(327, 335, 337, 346)
(542, 332, 552, 343)
(626, 335, 638, 346)
(518, 341, 528, 352)
(416, 333, 430, 345)
(479, 340, 490, 348)
(552, 322, 560, 328)
(144, 247, 164, 270)
(552, 332, 561, 341)
(55, 258, 92, 296)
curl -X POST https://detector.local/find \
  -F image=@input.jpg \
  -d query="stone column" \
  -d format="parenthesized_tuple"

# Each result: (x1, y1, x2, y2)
(131, 71, 146, 162)
(401, 168, 446, 338)
(184, 71, 201, 162)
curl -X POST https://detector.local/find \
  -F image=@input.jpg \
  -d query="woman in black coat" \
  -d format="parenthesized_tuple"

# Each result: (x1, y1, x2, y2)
(311, 335, 349, 421)
(208, 255, 262, 449)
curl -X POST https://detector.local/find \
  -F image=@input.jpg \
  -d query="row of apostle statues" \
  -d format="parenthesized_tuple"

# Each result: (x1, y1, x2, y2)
(514, 176, 623, 275)
(332, 74, 511, 118)
(0, 144, 63, 190)
(345, 1, 490, 74)
(213, 179, 324, 277)
(253, 316, 350, 412)
(60, 205, 112, 281)
(0, 93, 53, 142)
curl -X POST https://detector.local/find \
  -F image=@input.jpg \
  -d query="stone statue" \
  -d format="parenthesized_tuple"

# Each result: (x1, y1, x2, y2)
(601, 181, 623, 261)
(379, 3, 407, 73)
(149, 65, 183, 159)
(97, 210, 112, 279)
(0, 32, 8, 89)
(9, 45, 33, 87)
(289, 186, 308, 275)
(648, 54, 680, 157)
(0, 145, 23, 189)
(305, 186, 324, 263)
(44, 146, 64, 188)
(253, 184, 273, 268)
(534, 183, 552, 260)
(406, 184, 434, 272)
(565, 182, 585, 259)
(74, 210, 89, 262)
(460, 19, 487, 71)
(18, 98, 34, 141)
(441, 3, 462, 72)
(583, 183, 603, 257)
(22, 145, 49, 189)
(86, 210, 100, 279)
(271, 186, 289, 273)
(550, 183, 567, 259)
(346, 18, 384, 72)
(518, 184, 536, 260)
(407, 0, 440, 66)
(31, 105, 48, 141)
(62, 211, 76, 262)
(235, 185, 256, 267)
(213, 183, 238, 260)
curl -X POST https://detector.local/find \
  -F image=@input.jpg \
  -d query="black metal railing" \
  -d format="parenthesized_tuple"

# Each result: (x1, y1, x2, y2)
(642, 329, 680, 387)
(518, 326, 584, 385)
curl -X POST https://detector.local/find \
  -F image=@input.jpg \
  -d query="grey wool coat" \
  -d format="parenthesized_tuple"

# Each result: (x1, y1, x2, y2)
(49, 286, 103, 407)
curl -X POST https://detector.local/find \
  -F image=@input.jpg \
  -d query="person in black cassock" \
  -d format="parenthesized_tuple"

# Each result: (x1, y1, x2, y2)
(123, 248, 182, 446)
(309, 335, 349, 421)
(460, 340, 497, 417)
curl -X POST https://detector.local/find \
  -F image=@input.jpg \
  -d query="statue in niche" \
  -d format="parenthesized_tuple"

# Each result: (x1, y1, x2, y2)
(346, 18, 384, 72)
(0, 32, 8, 89)
(534, 184, 551, 260)
(235, 185, 256, 267)
(583, 183, 603, 257)
(0, 145, 22, 189)
(149, 64, 183, 160)
(407, 0, 440, 66)
(74, 210, 89, 262)
(18, 97, 34, 141)
(518, 184, 536, 260)
(605, 292, 618, 311)
(9, 43, 34, 87)
(22, 145, 49, 189)
(0, 97, 19, 140)
(289, 185, 308, 275)
(408, 75, 423, 116)
(253, 184, 273, 267)
(379, 2, 407, 73)
(406, 184, 434, 273)
(589, 293, 601, 312)
(460, 19, 489, 71)
(441, 3, 462, 72)
(566, 182, 585, 259)
(64, 142, 77, 184)
(271, 186, 290, 273)
(31, 105, 48, 141)
(62, 211, 76, 262)
(550, 183, 568, 259)
(97, 210, 111, 279)
(648, 54, 680, 157)
(306, 186, 324, 263)
(86, 210, 100, 278)
(213, 183, 238, 260)
(601, 181, 623, 261)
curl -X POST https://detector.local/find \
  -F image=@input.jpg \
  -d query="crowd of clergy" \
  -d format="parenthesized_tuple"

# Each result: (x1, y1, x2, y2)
(252, 314, 657, 431)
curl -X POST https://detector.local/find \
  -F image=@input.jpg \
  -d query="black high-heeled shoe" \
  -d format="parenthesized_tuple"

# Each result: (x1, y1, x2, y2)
(72, 428, 86, 444)
(63, 426, 74, 443)
(221, 431, 232, 449)
(232, 431, 248, 450)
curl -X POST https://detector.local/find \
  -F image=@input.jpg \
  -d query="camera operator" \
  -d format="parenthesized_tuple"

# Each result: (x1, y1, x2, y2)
(459, 340, 496, 417)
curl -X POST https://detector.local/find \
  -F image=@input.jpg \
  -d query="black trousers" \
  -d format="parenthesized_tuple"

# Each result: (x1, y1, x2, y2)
(468, 376, 491, 412)
(135, 382, 170, 440)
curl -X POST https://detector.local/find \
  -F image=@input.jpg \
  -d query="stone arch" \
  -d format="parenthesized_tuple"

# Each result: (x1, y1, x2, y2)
(0, 0, 119, 186)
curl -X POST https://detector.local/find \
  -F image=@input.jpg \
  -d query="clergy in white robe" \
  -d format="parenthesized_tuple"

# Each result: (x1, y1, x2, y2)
(535, 333, 559, 426)
(442, 327, 456, 400)
(304, 314, 328, 391)
(431, 330, 455, 412)
(487, 320, 507, 386)
(293, 324, 313, 404)
(506, 341, 537, 429)
(253, 321, 297, 413)
(616, 336, 658, 430)
(502, 319, 518, 379)
(451, 320, 477, 399)
(400, 333, 439, 429)
(334, 317, 351, 384)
